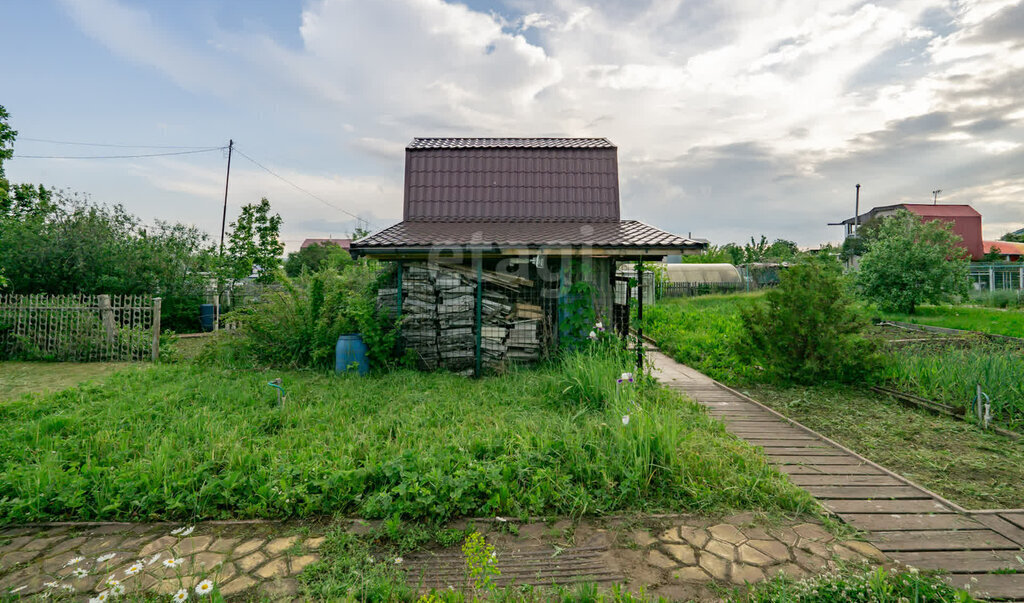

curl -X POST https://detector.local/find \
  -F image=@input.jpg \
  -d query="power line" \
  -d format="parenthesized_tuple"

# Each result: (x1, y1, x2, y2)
(13, 147, 226, 160)
(18, 137, 218, 150)
(232, 146, 366, 225)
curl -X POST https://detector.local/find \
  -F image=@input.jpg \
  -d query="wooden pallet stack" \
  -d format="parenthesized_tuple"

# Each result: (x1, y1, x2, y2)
(392, 262, 546, 374)
(400, 264, 440, 370)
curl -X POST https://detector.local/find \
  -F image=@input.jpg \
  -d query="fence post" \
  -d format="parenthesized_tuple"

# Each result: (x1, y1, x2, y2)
(98, 294, 116, 344)
(396, 260, 404, 319)
(636, 258, 644, 372)
(152, 297, 162, 362)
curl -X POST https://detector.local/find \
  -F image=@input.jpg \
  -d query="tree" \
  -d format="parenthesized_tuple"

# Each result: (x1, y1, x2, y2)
(284, 241, 352, 277)
(224, 198, 283, 284)
(0, 105, 15, 203)
(1000, 230, 1024, 243)
(740, 259, 878, 384)
(855, 209, 969, 314)
(351, 226, 371, 240)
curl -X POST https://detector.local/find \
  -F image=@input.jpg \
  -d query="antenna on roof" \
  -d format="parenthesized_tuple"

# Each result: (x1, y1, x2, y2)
(932, 189, 942, 205)
(854, 184, 861, 236)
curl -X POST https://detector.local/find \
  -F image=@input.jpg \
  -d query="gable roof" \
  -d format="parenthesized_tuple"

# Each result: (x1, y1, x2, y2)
(408, 138, 614, 149)
(984, 240, 1024, 256)
(901, 204, 981, 218)
(404, 138, 620, 223)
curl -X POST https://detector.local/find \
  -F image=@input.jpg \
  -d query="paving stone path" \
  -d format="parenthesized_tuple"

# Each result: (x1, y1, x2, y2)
(0, 522, 321, 600)
(650, 349, 1024, 601)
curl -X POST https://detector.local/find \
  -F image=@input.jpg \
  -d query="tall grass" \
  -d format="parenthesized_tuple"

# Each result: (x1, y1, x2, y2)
(875, 304, 1024, 338)
(0, 354, 813, 523)
(641, 293, 762, 383)
(885, 344, 1024, 430)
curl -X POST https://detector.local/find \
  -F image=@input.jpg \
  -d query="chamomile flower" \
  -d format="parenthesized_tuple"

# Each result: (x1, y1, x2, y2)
(394, 557, 403, 564)
(125, 562, 144, 576)
(89, 591, 109, 603)
(43, 582, 59, 589)
(194, 579, 214, 596)
(173, 588, 189, 601)
(96, 553, 117, 563)
(72, 568, 89, 578)
(146, 553, 161, 566)
(170, 526, 195, 537)
(106, 579, 124, 594)
(63, 556, 85, 567)
(59, 584, 75, 592)
(163, 558, 185, 568)
(622, 414, 630, 426)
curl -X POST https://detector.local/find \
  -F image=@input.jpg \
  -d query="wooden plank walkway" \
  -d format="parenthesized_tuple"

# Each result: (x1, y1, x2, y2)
(650, 350, 1024, 601)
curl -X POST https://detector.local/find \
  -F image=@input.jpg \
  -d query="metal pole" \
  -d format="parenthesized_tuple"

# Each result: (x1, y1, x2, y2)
(636, 258, 644, 372)
(475, 256, 483, 378)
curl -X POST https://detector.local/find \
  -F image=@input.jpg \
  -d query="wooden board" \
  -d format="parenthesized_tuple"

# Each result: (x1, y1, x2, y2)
(869, 529, 1021, 552)
(973, 514, 1024, 548)
(825, 499, 953, 514)
(727, 430, 819, 440)
(787, 474, 905, 486)
(805, 485, 928, 499)
(758, 447, 847, 456)
(768, 455, 866, 466)
(1002, 513, 1024, 531)
(892, 549, 1024, 572)
(777, 464, 885, 476)
(843, 513, 985, 532)
(943, 573, 1024, 600)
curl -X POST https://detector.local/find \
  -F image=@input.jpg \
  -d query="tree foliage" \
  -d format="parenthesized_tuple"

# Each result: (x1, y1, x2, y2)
(284, 241, 352, 277)
(740, 260, 879, 384)
(855, 210, 969, 314)
(1000, 230, 1024, 243)
(224, 198, 283, 284)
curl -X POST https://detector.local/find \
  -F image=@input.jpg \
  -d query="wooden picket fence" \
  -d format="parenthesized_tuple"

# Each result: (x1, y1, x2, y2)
(0, 294, 161, 362)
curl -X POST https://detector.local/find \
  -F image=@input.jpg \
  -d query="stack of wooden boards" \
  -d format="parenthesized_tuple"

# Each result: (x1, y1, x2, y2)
(375, 262, 546, 374)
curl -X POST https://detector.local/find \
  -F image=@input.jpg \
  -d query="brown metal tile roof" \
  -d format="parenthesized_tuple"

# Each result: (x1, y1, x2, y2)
(404, 146, 620, 222)
(352, 220, 703, 252)
(407, 138, 615, 149)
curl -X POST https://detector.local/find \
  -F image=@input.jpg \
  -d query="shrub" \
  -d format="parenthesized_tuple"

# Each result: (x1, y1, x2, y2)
(557, 338, 634, 408)
(736, 564, 975, 602)
(222, 260, 399, 370)
(739, 261, 879, 384)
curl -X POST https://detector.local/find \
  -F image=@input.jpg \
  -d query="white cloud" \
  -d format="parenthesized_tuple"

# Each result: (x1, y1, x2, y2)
(51, 0, 1024, 245)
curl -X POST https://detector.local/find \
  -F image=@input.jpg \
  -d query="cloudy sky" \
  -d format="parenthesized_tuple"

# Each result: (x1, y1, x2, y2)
(4, 0, 1023, 250)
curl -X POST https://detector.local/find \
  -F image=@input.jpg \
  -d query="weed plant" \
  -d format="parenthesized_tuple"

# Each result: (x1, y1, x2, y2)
(0, 351, 813, 523)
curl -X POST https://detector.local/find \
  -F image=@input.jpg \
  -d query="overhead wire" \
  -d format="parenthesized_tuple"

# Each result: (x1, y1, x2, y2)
(232, 146, 366, 225)
(17, 137, 219, 150)
(13, 147, 226, 160)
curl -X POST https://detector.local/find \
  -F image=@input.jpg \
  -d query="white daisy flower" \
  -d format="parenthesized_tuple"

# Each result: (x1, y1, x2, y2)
(109, 582, 125, 596)
(622, 414, 630, 426)
(163, 558, 185, 568)
(63, 556, 85, 567)
(173, 588, 189, 602)
(394, 557, 403, 564)
(90, 591, 110, 603)
(125, 562, 144, 576)
(10, 586, 27, 593)
(194, 579, 214, 596)
(43, 581, 59, 589)
(170, 526, 195, 537)
(146, 553, 161, 566)
(59, 584, 75, 592)
(96, 553, 117, 563)
(72, 568, 89, 578)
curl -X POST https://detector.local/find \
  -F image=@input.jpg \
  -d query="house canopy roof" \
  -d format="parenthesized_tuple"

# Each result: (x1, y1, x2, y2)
(352, 137, 703, 258)
(831, 203, 980, 226)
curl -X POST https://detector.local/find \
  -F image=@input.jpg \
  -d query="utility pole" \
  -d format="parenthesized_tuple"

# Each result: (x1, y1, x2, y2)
(219, 139, 234, 254)
(932, 189, 942, 205)
(854, 184, 861, 237)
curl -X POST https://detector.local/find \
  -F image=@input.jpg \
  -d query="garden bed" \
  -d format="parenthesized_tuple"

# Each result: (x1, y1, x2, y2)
(0, 358, 813, 523)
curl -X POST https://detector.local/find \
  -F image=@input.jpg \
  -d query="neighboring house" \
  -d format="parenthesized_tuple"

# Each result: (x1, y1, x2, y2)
(351, 137, 704, 372)
(300, 238, 351, 250)
(984, 240, 1024, 262)
(830, 203, 984, 260)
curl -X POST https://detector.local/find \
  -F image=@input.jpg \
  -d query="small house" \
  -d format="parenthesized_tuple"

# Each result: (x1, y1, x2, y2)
(351, 137, 704, 374)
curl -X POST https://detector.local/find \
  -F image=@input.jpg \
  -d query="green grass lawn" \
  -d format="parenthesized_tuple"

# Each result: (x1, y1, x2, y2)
(875, 304, 1024, 337)
(0, 361, 133, 401)
(0, 360, 814, 523)
(744, 384, 1024, 509)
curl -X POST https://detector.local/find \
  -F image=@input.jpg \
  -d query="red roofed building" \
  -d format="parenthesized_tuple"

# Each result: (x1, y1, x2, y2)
(984, 240, 1024, 262)
(832, 203, 983, 260)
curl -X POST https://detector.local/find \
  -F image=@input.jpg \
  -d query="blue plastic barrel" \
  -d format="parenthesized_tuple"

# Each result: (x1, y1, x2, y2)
(335, 334, 369, 376)
(199, 304, 216, 332)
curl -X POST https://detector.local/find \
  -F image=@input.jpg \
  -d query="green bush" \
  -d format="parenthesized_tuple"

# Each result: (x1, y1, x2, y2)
(221, 260, 399, 370)
(557, 339, 634, 409)
(740, 261, 879, 385)
(735, 565, 975, 602)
